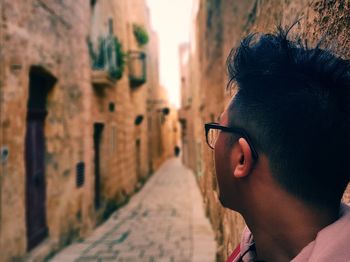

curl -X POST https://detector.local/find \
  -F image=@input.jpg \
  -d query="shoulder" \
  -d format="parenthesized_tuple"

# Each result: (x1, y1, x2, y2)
(292, 203, 350, 262)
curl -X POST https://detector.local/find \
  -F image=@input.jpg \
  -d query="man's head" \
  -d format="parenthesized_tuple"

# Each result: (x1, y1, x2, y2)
(214, 27, 350, 211)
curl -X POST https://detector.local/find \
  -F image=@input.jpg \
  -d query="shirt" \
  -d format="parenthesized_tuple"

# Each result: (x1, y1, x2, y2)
(227, 203, 350, 262)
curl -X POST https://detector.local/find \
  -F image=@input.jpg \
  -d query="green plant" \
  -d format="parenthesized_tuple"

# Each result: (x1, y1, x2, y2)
(109, 37, 126, 79)
(88, 36, 126, 81)
(133, 24, 149, 46)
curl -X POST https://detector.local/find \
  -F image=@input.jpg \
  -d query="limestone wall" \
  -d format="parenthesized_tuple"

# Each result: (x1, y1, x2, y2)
(0, 0, 169, 260)
(182, 0, 350, 260)
(89, 0, 136, 224)
(0, 0, 93, 260)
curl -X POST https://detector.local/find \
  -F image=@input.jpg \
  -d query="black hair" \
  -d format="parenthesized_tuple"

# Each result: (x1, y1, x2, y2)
(226, 25, 350, 208)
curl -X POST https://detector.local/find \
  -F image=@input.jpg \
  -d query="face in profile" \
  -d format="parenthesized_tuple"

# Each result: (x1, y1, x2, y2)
(213, 108, 237, 209)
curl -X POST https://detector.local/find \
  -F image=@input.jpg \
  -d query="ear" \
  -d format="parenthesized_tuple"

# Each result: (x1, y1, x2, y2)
(231, 138, 254, 178)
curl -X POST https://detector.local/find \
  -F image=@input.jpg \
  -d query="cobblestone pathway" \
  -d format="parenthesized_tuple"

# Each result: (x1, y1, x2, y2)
(51, 158, 216, 262)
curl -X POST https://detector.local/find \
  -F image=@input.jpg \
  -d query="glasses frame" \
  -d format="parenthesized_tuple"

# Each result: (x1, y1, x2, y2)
(204, 122, 259, 160)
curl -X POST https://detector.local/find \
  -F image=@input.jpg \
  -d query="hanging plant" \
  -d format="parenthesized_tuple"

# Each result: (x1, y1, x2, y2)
(88, 36, 126, 81)
(108, 37, 126, 80)
(133, 24, 149, 46)
(87, 39, 100, 69)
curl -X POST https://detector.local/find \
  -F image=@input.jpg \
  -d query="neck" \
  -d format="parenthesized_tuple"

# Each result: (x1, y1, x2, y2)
(242, 195, 339, 262)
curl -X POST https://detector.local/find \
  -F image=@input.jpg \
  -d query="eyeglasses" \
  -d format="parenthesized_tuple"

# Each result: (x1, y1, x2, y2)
(204, 122, 259, 160)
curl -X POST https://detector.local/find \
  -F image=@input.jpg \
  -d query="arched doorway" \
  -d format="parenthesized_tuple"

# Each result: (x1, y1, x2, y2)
(25, 66, 56, 251)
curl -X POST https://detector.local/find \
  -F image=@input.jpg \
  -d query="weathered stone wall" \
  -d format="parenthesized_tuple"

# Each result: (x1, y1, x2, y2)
(179, 43, 193, 170)
(89, 0, 138, 223)
(0, 0, 170, 260)
(126, 0, 150, 182)
(158, 88, 181, 160)
(183, 0, 350, 260)
(147, 31, 166, 171)
(0, 0, 93, 260)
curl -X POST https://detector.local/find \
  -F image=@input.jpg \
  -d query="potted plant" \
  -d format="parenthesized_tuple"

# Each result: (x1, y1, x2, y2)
(132, 24, 149, 46)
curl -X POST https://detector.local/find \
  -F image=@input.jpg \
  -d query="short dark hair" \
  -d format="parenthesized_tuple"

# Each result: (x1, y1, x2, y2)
(226, 26, 350, 208)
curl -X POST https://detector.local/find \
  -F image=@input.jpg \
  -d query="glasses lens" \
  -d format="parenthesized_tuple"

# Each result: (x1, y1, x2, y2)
(208, 128, 219, 148)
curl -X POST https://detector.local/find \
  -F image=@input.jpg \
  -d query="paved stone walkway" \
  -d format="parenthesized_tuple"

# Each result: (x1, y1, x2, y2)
(51, 158, 216, 262)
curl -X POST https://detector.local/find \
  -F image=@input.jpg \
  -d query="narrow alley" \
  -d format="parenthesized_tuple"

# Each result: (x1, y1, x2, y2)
(50, 158, 216, 262)
(1, 1, 350, 261)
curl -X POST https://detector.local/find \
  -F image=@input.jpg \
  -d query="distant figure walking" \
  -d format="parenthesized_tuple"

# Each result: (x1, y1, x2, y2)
(174, 146, 180, 157)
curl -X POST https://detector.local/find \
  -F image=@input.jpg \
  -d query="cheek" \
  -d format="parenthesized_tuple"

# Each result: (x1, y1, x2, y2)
(214, 137, 231, 186)
(214, 149, 233, 207)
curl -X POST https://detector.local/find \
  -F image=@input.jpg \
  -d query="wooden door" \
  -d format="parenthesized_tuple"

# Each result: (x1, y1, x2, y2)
(94, 123, 104, 209)
(136, 139, 141, 178)
(25, 66, 56, 251)
(25, 110, 48, 251)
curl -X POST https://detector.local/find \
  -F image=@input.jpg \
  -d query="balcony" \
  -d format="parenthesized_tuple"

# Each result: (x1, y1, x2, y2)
(91, 71, 114, 87)
(88, 35, 125, 88)
(128, 51, 147, 89)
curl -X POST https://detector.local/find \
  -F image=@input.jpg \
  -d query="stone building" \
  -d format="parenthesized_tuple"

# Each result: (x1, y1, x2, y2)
(0, 1, 94, 261)
(89, 0, 148, 224)
(180, 0, 350, 260)
(156, 87, 181, 161)
(179, 43, 193, 170)
(0, 0, 172, 261)
(147, 31, 165, 171)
